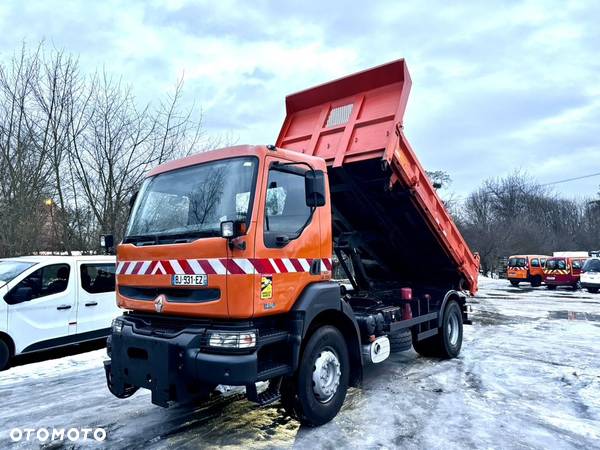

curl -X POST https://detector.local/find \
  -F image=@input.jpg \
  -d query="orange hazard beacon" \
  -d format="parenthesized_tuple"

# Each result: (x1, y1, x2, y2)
(105, 59, 480, 426)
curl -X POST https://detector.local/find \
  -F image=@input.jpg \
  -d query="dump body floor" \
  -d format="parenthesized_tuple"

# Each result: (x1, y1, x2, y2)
(1, 277, 599, 448)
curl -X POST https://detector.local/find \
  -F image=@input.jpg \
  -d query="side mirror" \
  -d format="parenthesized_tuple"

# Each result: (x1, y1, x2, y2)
(100, 234, 114, 254)
(129, 191, 139, 211)
(11, 286, 33, 303)
(305, 170, 326, 207)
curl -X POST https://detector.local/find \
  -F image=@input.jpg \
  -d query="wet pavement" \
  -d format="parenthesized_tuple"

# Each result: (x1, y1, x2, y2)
(1, 277, 599, 449)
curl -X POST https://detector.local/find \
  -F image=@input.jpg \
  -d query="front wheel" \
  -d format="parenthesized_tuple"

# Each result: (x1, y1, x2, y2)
(281, 326, 350, 426)
(531, 277, 542, 287)
(413, 300, 463, 359)
(510, 280, 519, 286)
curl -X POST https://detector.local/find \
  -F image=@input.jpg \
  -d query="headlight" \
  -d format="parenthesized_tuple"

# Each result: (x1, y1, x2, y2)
(208, 330, 256, 349)
(112, 318, 124, 334)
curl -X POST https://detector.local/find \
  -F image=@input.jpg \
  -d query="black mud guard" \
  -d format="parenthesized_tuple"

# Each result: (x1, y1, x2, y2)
(438, 290, 468, 326)
(290, 282, 363, 387)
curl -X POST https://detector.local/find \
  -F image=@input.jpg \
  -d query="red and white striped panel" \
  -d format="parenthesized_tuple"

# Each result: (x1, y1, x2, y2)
(116, 258, 333, 276)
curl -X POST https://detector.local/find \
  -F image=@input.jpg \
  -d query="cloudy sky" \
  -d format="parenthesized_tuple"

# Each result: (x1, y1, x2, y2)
(1, 0, 599, 198)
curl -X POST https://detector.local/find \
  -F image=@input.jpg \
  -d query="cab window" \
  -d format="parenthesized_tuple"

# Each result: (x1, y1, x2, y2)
(531, 258, 540, 268)
(264, 167, 312, 247)
(4, 264, 70, 305)
(540, 258, 547, 268)
(81, 264, 115, 294)
(572, 260, 582, 270)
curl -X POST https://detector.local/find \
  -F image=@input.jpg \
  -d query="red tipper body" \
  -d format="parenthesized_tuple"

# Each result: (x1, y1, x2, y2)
(276, 59, 479, 295)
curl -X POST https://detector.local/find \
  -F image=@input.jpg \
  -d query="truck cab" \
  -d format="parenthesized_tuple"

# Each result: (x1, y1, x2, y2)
(507, 254, 548, 287)
(0, 255, 118, 370)
(104, 60, 479, 426)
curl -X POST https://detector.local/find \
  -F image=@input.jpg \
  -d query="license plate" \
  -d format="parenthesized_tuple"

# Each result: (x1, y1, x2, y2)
(171, 274, 207, 286)
(546, 276, 555, 280)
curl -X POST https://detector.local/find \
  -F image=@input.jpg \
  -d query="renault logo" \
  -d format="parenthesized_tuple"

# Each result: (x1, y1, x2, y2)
(154, 294, 166, 313)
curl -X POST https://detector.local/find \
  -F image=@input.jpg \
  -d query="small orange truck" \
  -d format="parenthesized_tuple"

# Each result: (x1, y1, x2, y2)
(507, 254, 549, 287)
(104, 60, 479, 426)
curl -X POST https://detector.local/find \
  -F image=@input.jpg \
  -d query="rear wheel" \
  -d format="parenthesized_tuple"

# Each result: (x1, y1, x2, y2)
(413, 300, 463, 359)
(588, 287, 599, 294)
(0, 339, 10, 371)
(510, 280, 519, 286)
(531, 276, 542, 287)
(547, 284, 557, 290)
(389, 330, 412, 353)
(280, 326, 349, 426)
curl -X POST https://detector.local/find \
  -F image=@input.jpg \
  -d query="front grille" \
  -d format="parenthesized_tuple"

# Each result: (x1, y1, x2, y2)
(119, 286, 220, 303)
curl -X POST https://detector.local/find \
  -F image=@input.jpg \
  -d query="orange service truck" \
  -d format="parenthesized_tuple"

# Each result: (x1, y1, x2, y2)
(104, 60, 480, 426)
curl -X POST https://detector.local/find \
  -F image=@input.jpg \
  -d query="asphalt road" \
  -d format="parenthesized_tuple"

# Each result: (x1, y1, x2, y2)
(1, 277, 599, 449)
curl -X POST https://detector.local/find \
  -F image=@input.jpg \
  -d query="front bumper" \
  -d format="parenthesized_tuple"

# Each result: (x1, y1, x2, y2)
(581, 281, 600, 289)
(104, 316, 291, 407)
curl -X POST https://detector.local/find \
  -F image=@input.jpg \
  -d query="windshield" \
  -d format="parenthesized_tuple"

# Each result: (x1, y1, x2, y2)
(508, 257, 527, 267)
(546, 259, 566, 270)
(126, 157, 258, 241)
(0, 260, 36, 287)
(583, 259, 600, 272)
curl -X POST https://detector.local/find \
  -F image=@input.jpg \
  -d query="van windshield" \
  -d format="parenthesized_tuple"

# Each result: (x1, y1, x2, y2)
(126, 157, 258, 242)
(508, 257, 527, 267)
(546, 259, 566, 270)
(583, 259, 600, 273)
(0, 260, 36, 287)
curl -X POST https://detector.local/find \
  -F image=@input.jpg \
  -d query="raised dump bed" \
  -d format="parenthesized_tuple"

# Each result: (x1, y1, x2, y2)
(276, 59, 479, 294)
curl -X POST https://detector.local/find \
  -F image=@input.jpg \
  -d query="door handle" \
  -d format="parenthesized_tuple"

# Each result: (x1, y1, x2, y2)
(85, 301, 98, 307)
(57, 305, 72, 310)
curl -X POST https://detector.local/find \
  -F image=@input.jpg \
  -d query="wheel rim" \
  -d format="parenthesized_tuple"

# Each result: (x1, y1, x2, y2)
(447, 312, 460, 347)
(312, 348, 341, 403)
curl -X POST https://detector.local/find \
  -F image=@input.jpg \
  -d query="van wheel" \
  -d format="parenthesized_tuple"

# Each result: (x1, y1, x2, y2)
(413, 300, 463, 359)
(531, 277, 542, 287)
(280, 326, 349, 426)
(0, 339, 10, 371)
(588, 288, 599, 294)
(389, 330, 412, 352)
(510, 280, 519, 286)
(547, 285, 556, 290)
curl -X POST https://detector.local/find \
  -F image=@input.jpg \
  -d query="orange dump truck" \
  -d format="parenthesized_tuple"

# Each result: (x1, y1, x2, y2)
(104, 60, 479, 426)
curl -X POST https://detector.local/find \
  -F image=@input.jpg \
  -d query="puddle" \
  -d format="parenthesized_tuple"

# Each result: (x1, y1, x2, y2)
(548, 310, 600, 322)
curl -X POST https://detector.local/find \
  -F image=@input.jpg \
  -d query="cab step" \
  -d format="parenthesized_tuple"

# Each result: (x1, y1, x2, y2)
(246, 377, 283, 406)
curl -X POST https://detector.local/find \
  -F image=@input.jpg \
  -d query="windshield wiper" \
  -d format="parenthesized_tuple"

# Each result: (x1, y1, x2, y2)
(124, 230, 220, 245)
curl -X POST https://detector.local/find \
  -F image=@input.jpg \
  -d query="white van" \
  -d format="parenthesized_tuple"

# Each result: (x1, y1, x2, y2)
(0, 255, 118, 370)
(581, 257, 600, 293)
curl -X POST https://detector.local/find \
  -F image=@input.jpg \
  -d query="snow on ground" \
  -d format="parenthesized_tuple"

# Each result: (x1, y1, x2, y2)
(1, 277, 599, 449)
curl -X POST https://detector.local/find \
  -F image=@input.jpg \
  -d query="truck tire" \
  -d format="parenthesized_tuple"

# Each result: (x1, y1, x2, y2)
(280, 326, 350, 426)
(531, 276, 542, 287)
(0, 339, 10, 371)
(389, 330, 412, 353)
(413, 300, 463, 359)
(547, 285, 556, 290)
(510, 280, 519, 286)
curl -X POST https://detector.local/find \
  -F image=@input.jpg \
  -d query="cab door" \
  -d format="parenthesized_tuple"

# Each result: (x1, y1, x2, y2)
(76, 261, 117, 335)
(6, 262, 76, 354)
(251, 156, 328, 317)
